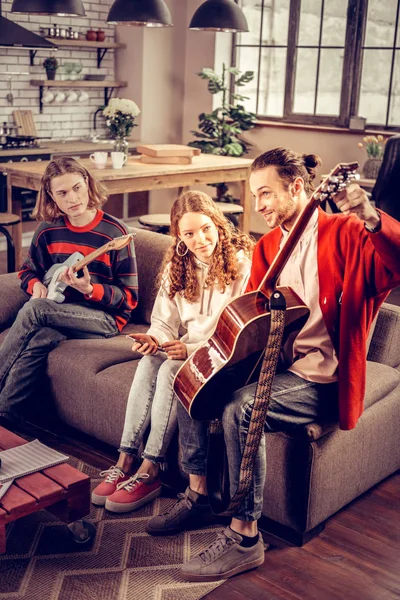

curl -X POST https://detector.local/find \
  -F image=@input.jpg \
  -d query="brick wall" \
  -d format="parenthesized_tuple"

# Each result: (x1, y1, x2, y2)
(0, 0, 117, 139)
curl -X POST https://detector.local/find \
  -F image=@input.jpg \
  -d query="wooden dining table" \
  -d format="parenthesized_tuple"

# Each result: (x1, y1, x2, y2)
(6, 154, 253, 269)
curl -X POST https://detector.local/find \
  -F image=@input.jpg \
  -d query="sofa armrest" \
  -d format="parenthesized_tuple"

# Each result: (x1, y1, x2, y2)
(0, 273, 29, 332)
(367, 302, 400, 368)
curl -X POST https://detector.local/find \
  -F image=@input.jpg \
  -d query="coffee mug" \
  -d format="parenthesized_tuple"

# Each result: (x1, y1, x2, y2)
(78, 91, 89, 102)
(111, 151, 127, 169)
(54, 91, 66, 103)
(89, 151, 108, 169)
(66, 90, 78, 103)
(43, 91, 54, 103)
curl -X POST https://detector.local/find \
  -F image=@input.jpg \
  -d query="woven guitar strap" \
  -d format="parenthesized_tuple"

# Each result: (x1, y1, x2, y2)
(207, 289, 287, 517)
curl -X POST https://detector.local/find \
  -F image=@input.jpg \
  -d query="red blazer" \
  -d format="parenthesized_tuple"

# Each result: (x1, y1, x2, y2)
(246, 209, 400, 430)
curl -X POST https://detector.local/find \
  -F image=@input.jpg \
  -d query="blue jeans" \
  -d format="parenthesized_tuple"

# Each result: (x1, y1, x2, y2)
(0, 298, 119, 420)
(178, 370, 338, 521)
(119, 353, 182, 464)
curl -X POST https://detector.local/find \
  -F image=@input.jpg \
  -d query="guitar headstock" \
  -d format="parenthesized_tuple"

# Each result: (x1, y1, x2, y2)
(104, 233, 135, 252)
(313, 161, 360, 205)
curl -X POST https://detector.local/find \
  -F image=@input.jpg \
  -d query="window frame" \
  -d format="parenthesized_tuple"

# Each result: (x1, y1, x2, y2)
(233, 0, 400, 130)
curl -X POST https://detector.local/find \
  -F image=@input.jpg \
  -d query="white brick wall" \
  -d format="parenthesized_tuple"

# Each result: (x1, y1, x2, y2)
(0, 0, 117, 139)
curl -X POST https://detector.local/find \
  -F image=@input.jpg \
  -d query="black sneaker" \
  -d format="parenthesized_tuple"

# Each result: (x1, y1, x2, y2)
(146, 486, 217, 536)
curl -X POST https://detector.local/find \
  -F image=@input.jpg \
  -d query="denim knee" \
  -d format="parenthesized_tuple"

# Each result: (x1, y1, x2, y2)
(18, 299, 47, 326)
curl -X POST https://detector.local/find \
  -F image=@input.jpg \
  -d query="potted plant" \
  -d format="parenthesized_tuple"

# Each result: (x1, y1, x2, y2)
(189, 64, 256, 203)
(358, 135, 387, 178)
(43, 57, 59, 80)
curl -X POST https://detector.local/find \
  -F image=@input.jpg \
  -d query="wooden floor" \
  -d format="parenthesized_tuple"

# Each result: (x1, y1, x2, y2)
(20, 422, 400, 600)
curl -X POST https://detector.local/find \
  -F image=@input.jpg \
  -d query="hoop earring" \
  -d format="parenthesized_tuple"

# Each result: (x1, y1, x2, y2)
(176, 239, 188, 257)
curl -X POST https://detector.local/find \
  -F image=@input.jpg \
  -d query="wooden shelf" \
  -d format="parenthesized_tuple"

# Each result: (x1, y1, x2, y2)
(44, 38, 125, 50)
(29, 39, 126, 68)
(31, 80, 127, 88)
(30, 80, 127, 113)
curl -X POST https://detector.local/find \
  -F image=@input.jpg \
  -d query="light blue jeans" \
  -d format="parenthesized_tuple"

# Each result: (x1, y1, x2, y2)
(119, 353, 182, 464)
(0, 298, 119, 421)
(178, 370, 338, 521)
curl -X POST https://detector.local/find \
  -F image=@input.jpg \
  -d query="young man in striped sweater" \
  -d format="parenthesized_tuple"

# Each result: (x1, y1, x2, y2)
(0, 157, 138, 426)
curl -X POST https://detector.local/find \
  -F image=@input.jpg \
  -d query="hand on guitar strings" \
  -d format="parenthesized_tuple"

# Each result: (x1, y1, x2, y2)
(59, 266, 93, 296)
(32, 281, 48, 299)
(332, 183, 380, 230)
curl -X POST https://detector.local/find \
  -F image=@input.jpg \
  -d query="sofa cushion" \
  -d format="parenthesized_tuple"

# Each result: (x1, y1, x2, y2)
(302, 361, 400, 442)
(367, 303, 400, 368)
(130, 228, 171, 325)
(363, 360, 400, 409)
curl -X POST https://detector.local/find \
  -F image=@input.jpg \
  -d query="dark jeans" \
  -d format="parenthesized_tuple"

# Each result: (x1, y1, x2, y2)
(178, 370, 338, 521)
(0, 298, 118, 420)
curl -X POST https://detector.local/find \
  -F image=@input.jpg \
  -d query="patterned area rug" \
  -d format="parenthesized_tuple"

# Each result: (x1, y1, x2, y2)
(0, 458, 225, 600)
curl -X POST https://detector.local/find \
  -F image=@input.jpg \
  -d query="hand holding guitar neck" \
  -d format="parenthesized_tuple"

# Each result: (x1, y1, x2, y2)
(58, 265, 92, 296)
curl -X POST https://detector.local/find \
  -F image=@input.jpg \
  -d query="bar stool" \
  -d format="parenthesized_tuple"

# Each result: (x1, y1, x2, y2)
(0, 213, 21, 273)
(138, 202, 244, 233)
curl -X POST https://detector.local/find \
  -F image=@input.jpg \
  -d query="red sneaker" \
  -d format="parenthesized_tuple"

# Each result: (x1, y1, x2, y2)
(105, 473, 162, 513)
(91, 466, 130, 506)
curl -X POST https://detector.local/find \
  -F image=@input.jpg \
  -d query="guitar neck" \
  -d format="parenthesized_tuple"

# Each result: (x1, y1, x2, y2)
(259, 197, 320, 297)
(71, 247, 104, 273)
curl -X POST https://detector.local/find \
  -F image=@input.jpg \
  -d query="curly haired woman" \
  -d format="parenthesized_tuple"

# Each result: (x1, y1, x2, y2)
(92, 190, 254, 513)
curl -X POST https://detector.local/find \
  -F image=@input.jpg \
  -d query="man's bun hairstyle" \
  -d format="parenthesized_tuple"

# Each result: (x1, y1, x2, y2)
(251, 147, 322, 195)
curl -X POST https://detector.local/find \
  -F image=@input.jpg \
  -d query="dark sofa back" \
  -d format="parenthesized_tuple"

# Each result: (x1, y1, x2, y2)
(130, 228, 172, 325)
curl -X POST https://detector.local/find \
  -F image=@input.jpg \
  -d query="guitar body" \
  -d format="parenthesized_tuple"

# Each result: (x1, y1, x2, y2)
(43, 252, 84, 303)
(173, 286, 309, 421)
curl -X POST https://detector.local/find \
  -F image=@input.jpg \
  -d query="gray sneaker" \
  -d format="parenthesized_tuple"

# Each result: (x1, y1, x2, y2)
(146, 486, 217, 536)
(181, 527, 266, 582)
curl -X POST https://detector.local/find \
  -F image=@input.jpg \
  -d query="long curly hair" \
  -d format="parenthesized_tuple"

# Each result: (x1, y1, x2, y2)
(159, 191, 255, 303)
(32, 157, 108, 223)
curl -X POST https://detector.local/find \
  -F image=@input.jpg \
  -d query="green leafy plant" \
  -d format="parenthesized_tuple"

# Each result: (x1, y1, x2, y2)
(43, 57, 58, 71)
(189, 64, 256, 202)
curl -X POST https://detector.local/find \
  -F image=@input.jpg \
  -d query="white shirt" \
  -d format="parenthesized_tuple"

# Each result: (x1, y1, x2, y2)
(147, 251, 252, 356)
(277, 210, 338, 383)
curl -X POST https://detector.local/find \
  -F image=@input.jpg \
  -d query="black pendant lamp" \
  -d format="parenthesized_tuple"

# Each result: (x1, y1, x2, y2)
(107, 0, 173, 27)
(11, 0, 85, 16)
(189, 0, 248, 32)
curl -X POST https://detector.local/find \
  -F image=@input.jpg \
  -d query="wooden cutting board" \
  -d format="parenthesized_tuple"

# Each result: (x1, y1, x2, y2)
(137, 144, 201, 158)
(140, 154, 193, 165)
(12, 110, 38, 137)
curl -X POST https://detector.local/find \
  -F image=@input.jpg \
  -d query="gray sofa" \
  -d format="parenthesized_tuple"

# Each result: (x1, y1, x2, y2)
(0, 227, 399, 544)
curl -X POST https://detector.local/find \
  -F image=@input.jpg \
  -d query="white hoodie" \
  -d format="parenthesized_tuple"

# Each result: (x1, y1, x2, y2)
(147, 250, 252, 356)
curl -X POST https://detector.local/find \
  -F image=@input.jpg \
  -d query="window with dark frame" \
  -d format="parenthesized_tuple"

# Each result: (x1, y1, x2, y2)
(234, 0, 400, 129)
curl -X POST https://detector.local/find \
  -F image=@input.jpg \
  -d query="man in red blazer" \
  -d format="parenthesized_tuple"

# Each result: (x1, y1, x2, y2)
(147, 147, 400, 582)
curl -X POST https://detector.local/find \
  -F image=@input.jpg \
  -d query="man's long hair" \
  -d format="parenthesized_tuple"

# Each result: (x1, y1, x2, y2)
(33, 157, 108, 222)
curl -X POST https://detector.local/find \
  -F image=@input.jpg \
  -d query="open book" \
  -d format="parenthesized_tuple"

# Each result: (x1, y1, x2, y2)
(0, 439, 69, 484)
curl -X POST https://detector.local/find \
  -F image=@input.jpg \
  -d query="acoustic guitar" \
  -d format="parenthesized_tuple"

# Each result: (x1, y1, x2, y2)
(173, 162, 360, 421)
(43, 233, 134, 303)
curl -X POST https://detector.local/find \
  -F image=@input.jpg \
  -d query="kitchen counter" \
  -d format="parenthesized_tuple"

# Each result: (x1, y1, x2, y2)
(0, 140, 123, 158)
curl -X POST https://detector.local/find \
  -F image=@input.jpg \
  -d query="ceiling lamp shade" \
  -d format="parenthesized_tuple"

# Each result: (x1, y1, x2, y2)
(189, 0, 248, 32)
(107, 0, 173, 27)
(11, 0, 85, 16)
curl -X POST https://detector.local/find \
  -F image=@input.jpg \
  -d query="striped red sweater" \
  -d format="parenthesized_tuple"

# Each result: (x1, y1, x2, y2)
(18, 210, 138, 331)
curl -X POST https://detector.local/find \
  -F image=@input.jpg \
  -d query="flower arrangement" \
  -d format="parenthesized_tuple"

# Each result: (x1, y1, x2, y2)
(358, 135, 386, 159)
(103, 98, 140, 139)
(42, 57, 58, 71)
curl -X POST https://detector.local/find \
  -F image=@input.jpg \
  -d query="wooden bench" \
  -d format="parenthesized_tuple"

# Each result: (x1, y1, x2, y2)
(0, 426, 91, 554)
